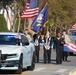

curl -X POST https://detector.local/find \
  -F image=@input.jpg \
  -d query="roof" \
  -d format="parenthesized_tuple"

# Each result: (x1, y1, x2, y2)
(0, 32, 24, 36)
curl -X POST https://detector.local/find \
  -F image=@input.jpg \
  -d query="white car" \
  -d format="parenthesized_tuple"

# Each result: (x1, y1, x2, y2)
(0, 32, 35, 74)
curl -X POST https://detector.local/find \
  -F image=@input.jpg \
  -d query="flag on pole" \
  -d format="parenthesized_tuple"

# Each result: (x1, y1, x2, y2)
(72, 23, 76, 30)
(31, 4, 48, 32)
(21, 0, 39, 18)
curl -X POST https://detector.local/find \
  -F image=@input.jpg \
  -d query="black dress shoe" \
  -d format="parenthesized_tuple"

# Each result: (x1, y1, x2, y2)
(56, 62, 59, 64)
(37, 61, 39, 63)
(48, 61, 50, 63)
(65, 58, 68, 62)
(60, 62, 62, 64)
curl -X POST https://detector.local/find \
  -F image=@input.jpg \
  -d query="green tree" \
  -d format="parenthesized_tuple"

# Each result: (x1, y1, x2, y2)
(47, 0, 76, 32)
(1, 0, 76, 33)
(0, 14, 9, 32)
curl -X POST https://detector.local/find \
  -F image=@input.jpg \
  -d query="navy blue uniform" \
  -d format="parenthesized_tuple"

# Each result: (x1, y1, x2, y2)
(54, 37, 64, 64)
(43, 36, 52, 63)
(34, 34, 42, 63)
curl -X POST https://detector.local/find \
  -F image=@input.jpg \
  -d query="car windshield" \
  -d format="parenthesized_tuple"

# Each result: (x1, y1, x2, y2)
(0, 35, 20, 45)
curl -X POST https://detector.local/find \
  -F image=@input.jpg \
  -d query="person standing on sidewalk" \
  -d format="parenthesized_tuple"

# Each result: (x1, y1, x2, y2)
(24, 29, 32, 41)
(62, 30, 70, 61)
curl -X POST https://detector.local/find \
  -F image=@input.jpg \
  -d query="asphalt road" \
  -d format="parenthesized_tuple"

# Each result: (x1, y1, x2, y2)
(0, 47, 76, 75)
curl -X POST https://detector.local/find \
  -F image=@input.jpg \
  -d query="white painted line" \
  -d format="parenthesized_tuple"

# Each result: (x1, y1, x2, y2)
(69, 69, 76, 75)
(56, 69, 68, 73)
(34, 68, 46, 71)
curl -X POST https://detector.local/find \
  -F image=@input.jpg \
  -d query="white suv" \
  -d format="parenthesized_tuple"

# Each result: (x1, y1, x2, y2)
(0, 32, 35, 74)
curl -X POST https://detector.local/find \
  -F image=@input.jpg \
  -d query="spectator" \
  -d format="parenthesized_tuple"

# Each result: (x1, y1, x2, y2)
(24, 29, 32, 41)
(62, 30, 70, 61)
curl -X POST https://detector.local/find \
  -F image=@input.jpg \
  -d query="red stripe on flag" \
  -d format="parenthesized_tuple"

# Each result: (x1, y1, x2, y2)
(21, 13, 38, 18)
(21, 2, 39, 18)
(65, 44, 76, 52)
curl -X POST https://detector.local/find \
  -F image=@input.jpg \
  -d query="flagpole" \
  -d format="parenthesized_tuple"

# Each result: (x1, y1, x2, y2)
(21, 0, 38, 35)
(24, 19, 26, 32)
(31, 3, 48, 33)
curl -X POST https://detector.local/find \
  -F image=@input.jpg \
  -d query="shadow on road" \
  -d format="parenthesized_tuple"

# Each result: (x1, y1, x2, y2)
(0, 68, 27, 75)
(0, 70, 16, 75)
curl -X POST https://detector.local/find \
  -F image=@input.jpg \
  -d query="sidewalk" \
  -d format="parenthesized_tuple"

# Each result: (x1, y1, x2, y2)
(69, 70, 76, 75)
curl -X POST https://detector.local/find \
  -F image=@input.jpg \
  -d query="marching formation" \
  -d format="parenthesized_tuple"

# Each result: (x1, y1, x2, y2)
(31, 29, 71, 64)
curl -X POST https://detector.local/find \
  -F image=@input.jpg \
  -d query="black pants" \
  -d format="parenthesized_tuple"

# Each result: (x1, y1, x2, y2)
(56, 48, 63, 64)
(43, 47, 51, 63)
(62, 51, 68, 61)
(35, 45, 40, 63)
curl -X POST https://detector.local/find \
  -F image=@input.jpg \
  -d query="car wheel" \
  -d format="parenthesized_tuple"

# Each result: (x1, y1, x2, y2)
(27, 53, 35, 71)
(16, 55, 23, 74)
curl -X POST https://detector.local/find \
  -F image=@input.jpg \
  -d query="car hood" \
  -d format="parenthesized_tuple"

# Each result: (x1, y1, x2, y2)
(0, 45, 23, 54)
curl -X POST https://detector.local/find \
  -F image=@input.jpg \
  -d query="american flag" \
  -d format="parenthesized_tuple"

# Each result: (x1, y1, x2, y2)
(21, 0, 39, 18)
(72, 23, 76, 30)
(65, 43, 76, 52)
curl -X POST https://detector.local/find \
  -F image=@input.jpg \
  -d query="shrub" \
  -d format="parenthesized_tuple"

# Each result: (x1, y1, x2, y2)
(0, 14, 9, 32)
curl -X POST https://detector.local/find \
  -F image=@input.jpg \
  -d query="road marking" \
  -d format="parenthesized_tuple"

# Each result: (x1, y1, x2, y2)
(15, 71, 29, 75)
(21, 71, 29, 75)
(56, 69, 68, 73)
(34, 68, 46, 72)
(46, 64, 54, 67)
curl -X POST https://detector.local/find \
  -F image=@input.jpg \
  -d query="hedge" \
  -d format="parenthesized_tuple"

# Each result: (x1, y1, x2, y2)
(0, 14, 9, 32)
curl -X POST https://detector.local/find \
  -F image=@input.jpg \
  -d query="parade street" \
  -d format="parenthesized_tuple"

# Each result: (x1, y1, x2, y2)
(0, 0, 76, 75)
(0, 47, 76, 75)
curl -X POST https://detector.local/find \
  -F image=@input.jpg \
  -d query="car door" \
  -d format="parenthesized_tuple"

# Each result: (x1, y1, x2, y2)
(21, 35, 33, 67)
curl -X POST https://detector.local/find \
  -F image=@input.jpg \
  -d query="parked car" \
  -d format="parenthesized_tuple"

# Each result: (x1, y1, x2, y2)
(0, 32, 35, 74)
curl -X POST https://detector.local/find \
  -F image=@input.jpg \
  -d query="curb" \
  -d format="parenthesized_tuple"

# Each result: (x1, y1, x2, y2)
(69, 69, 76, 75)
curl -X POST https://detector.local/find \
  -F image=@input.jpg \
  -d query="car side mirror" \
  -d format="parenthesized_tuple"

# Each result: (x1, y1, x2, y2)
(25, 42, 29, 45)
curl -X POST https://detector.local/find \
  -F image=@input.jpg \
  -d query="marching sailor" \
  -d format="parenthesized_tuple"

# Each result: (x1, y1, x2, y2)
(43, 30, 52, 63)
(34, 33, 42, 63)
(54, 32, 64, 64)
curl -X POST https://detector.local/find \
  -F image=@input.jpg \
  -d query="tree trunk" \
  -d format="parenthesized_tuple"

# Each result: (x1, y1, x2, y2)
(17, 10, 21, 32)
